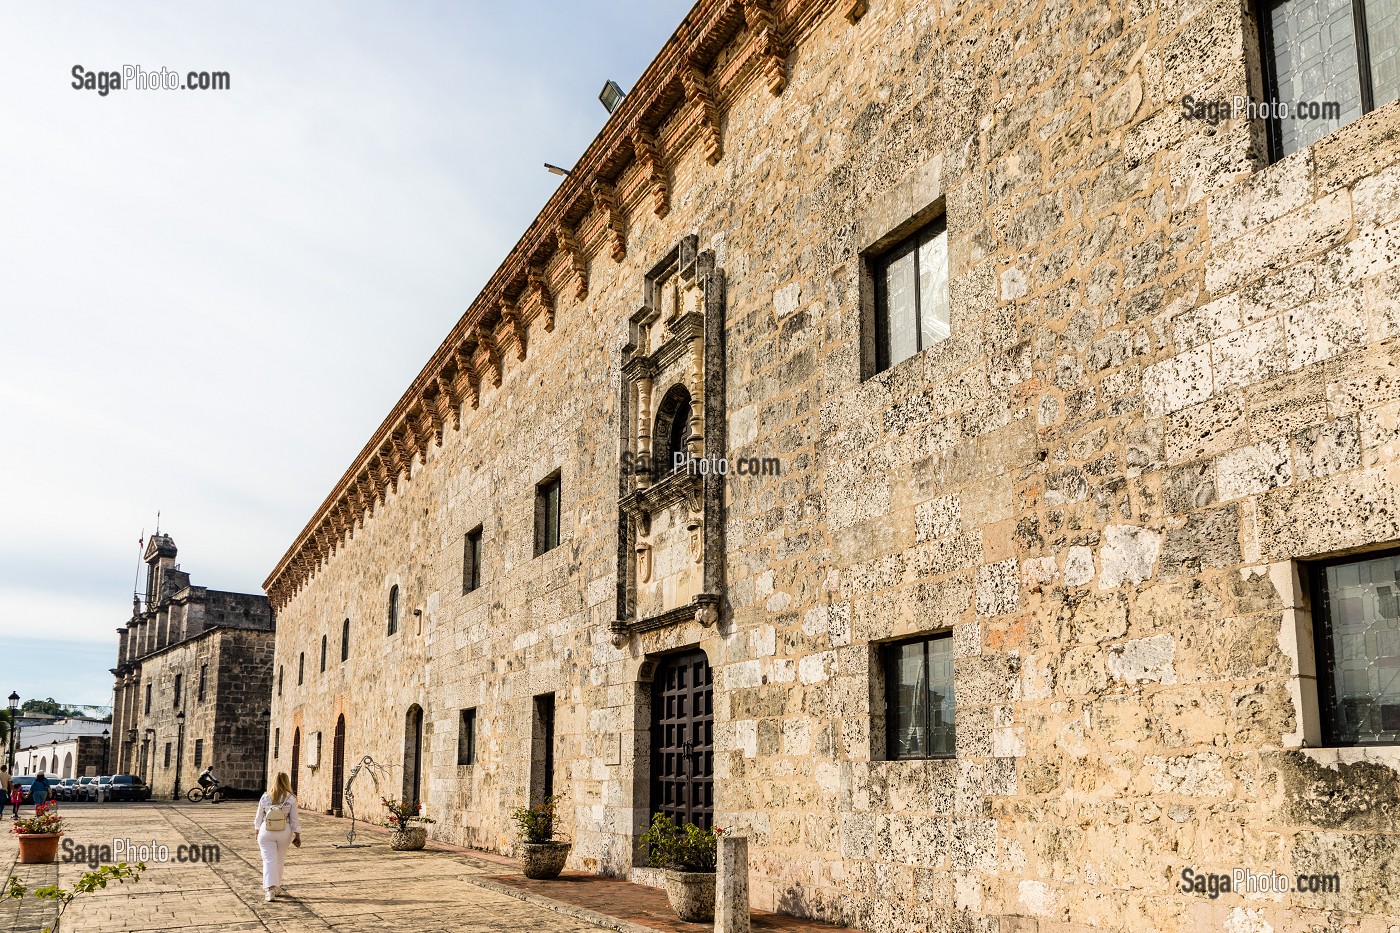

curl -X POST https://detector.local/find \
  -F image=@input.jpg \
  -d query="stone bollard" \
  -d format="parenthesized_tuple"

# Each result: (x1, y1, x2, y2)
(715, 834, 750, 933)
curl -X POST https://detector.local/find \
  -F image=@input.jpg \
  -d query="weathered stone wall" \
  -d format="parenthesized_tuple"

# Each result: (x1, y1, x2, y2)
(268, 0, 1400, 929)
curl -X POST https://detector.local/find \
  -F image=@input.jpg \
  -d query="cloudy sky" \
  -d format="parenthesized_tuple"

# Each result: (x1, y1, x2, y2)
(0, 1, 691, 707)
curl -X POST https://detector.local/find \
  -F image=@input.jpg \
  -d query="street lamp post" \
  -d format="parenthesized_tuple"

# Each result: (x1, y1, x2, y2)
(7, 692, 18, 770)
(101, 729, 110, 776)
(172, 711, 185, 801)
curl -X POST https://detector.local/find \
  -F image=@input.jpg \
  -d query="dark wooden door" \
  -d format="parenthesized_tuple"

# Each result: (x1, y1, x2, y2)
(330, 716, 346, 816)
(650, 649, 713, 828)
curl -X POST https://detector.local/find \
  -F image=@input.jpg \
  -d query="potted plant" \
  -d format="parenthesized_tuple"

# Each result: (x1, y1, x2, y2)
(639, 812, 722, 922)
(12, 800, 65, 863)
(381, 797, 435, 851)
(511, 795, 570, 879)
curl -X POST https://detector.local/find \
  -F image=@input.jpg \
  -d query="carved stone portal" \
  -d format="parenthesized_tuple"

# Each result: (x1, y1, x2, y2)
(615, 235, 725, 638)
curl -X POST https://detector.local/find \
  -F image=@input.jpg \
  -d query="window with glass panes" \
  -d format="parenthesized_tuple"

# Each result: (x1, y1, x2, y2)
(1313, 550, 1400, 745)
(1262, 0, 1399, 159)
(874, 218, 950, 374)
(882, 633, 956, 759)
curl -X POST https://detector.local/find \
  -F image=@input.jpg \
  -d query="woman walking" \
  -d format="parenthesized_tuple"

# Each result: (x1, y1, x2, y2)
(254, 772, 301, 901)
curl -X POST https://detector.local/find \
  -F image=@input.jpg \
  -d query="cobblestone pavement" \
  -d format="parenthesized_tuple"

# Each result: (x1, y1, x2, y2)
(0, 802, 612, 933)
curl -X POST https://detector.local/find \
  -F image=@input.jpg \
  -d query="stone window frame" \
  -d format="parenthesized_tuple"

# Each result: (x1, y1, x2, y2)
(855, 154, 949, 382)
(458, 707, 477, 766)
(1275, 558, 1400, 771)
(463, 525, 483, 594)
(534, 471, 563, 557)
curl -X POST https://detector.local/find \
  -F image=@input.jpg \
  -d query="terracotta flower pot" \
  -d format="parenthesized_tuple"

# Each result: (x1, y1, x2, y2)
(663, 869, 716, 922)
(517, 840, 571, 879)
(17, 833, 62, 864)
(389, 827, 428, 851)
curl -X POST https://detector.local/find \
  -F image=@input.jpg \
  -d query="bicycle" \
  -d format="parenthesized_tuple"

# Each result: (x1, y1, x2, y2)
(186, 783, 225, 803)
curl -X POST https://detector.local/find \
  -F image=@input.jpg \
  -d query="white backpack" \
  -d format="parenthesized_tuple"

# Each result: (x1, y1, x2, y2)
(264, 801, 288, 832)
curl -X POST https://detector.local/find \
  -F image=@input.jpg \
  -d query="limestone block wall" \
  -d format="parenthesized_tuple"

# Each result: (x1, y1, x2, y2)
(267, 0, 1400, 929)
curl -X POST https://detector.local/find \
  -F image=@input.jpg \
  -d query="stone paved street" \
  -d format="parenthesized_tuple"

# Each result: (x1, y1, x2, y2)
(0, 802, 613, 933)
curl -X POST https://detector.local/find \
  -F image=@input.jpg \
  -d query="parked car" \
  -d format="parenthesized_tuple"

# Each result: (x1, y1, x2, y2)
(92, 775, 113, 801)
(54, 778, 80, 801)
(106, 775, 151, 802)
(76, 776, 98, 800)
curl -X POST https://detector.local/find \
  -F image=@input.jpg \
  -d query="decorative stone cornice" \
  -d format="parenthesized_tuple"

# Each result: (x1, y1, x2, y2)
(681, 62, 723, 165)
(264, 0, 836, 611)
(632, 128, 670, 218)
(590, 180, 627, 262)
(741, 0, 789, 95)
(527, 266, 556, 333)
(556, 224, 588, 301)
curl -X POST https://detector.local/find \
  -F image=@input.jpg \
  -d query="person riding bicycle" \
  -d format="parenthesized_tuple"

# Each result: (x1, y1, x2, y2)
(198, 767, 220, 791)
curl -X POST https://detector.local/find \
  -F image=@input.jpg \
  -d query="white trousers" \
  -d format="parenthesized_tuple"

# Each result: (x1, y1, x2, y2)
(257, 828, 292, 889)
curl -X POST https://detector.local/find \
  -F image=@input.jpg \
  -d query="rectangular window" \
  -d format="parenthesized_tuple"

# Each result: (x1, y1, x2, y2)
(341, 619, 350, 662)
(320, 634, 327, 673)
(193, 739, 204, 769)
(163, 743, 171, 768)
(274, 728, 280, 759)
(535, 474, 562, 556)
(197, 665, 207, 703)
(458, 708, 477, 765)
(873, 218, 949, 374)
(1262, 0, 1399, 160)
(173, 673, 182, 709)
(1313, 550, 1400, 745)
(145, 683, 152, 715)
(278, 666, 283, 697)
(464, 526, 483, 593)
(882, 633, 956, 760)
(298, 653, 305, 686)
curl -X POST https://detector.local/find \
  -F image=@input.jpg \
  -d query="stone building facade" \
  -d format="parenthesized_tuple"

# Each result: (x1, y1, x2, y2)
(111, 534, 274, 798)
(265, 0, 1400, 929)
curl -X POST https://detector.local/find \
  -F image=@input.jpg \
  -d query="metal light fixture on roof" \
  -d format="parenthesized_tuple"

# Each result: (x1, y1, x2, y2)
(598, 79, 627, 114)
(544, 163, 572, 177)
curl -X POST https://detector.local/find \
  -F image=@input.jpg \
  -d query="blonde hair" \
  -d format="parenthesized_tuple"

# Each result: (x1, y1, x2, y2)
(269, 772, 293, 806)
